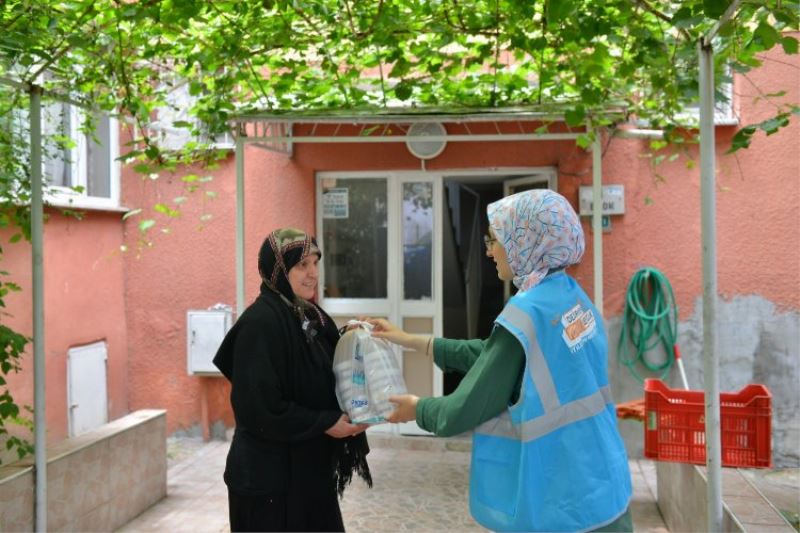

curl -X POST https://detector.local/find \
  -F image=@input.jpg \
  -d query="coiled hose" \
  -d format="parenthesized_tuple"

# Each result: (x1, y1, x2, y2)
(617, 267, 680, 383)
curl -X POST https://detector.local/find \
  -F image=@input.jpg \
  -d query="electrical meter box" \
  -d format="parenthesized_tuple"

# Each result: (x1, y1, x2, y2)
(187, 306, 233, 376)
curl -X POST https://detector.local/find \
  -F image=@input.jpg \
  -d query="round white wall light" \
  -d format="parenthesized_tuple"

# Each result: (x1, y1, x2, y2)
(406, 122, 447, 160)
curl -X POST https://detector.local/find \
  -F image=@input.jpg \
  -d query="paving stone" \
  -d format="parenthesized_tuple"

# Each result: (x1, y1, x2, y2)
(117, 434, 669, 532)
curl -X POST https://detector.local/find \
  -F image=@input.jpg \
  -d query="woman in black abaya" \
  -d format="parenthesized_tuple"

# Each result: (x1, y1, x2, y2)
(214, 228, 372, 532)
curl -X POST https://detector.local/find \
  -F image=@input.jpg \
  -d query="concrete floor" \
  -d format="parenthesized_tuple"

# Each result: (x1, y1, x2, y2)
(740, 468, 800, 529)
(118, 431, 669, 532)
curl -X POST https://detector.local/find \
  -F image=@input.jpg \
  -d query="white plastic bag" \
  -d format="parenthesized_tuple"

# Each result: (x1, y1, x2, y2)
(333, 321, 408, 424)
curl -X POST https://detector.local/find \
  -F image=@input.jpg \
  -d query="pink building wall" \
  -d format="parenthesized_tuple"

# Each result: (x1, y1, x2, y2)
(1, 210, 129, 453)
(599, 104, 800, 318)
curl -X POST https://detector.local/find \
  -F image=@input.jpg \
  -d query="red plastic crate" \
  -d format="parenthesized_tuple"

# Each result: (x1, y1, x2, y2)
(644, 378, 772, 468)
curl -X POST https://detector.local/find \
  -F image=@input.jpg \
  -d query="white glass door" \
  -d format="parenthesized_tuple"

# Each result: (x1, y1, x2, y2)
(317, 172, 441, 435)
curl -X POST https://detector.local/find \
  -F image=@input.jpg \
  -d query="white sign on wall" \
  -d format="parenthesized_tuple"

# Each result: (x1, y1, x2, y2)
(578, 185, 625, 216)
(322, 188, 349, 219)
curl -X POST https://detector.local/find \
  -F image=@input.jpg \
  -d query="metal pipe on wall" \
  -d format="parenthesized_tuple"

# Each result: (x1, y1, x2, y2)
(240, 132, 581, 144)
(699, 40, 723, 533)
(612, 128, 665, 140)
(30, 84, 47, 532)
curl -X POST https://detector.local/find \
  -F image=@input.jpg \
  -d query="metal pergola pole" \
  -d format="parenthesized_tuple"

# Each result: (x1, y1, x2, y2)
(591, 126, 604, 314)
(698, 2, 742, 528)
(235, 135, 246, 318)
(30, 84, 47, 533)
(699, 40, 723, 533)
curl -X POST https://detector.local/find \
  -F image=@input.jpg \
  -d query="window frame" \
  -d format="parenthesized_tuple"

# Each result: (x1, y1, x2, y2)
(677, 74, 738, 127)
(316, 173, 394, 309)
(42, 105, 121, 210)
(149, 81, 236, 152)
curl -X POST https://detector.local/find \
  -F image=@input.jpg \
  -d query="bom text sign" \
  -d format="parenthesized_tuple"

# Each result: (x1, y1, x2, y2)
(578, 185, 625, 216)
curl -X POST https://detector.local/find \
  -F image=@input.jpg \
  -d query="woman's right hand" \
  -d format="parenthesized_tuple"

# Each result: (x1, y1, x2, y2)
(364, 318, 410, 346)
(325, 414, 368, 439)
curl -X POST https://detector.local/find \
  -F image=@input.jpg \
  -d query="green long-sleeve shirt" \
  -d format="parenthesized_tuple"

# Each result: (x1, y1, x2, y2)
(415, 325, 526, 437)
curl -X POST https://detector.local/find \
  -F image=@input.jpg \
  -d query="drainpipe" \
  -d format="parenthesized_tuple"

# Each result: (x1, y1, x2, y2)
(699, 39, 723, 533)
(235, 135, 245, 318)
(30, 84, 47, 533)
(612, 128, 665, 140)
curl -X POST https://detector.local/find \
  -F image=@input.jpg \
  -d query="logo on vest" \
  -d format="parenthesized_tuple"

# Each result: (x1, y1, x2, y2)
(561, 302, 597, 353)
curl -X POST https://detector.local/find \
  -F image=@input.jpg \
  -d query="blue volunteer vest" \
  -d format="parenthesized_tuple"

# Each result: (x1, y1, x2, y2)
(469, 272, 632, 532)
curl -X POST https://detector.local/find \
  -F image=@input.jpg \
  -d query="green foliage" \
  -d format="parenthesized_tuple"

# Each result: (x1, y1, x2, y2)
(0, 282, 30, 464)
(3, 1, 797, 151)
(0, 0, 797, 461)
(728, 108, 798, 153)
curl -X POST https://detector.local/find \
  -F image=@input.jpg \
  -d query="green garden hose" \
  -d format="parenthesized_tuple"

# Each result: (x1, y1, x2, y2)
(617, 267, 680, 384)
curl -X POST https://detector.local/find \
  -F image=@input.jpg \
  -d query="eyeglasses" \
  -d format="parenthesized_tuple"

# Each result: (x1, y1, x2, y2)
(483, 235, 497, 250)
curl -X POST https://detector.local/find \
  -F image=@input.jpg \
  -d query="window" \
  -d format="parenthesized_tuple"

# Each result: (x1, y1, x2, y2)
(402, 182, 433, 300)
(634, 68, 737, 128)
(679, 76, 737, 126)
(320, 177, 388, 298)
(150, 82, 235, 151)
(40, 100, 120, 208)
(0, 69, 120, 209)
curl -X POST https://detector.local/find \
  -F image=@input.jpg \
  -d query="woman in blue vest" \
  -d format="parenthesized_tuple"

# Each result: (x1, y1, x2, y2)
(368, 189, 633, 532)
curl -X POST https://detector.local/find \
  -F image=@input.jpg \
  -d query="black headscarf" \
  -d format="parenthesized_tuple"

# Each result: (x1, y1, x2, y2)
(258, 228, 327, 336)
(258, 227, 372, 496)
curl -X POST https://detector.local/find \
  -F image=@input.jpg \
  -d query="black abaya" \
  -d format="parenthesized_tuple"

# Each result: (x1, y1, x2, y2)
(214, 288, 367, 532)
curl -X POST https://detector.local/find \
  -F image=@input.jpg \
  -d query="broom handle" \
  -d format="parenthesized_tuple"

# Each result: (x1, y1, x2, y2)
(674, 345, 690, 390)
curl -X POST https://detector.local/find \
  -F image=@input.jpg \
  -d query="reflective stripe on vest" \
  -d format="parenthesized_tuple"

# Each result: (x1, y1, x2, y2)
(475, 385, 614, 442)
(497, 303, 560, 412)
(477, 299, 616, 443)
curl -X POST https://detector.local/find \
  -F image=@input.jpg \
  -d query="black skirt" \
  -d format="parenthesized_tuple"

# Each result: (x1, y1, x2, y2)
(228, 486, 344, 532)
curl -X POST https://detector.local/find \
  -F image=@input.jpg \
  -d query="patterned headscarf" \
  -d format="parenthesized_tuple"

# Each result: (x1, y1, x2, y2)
(487, 189, 584, 292)
(258, 228, 325, 327)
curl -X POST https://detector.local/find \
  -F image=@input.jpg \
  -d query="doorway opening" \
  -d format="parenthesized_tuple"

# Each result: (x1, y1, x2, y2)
(441, 174, 552, 395)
